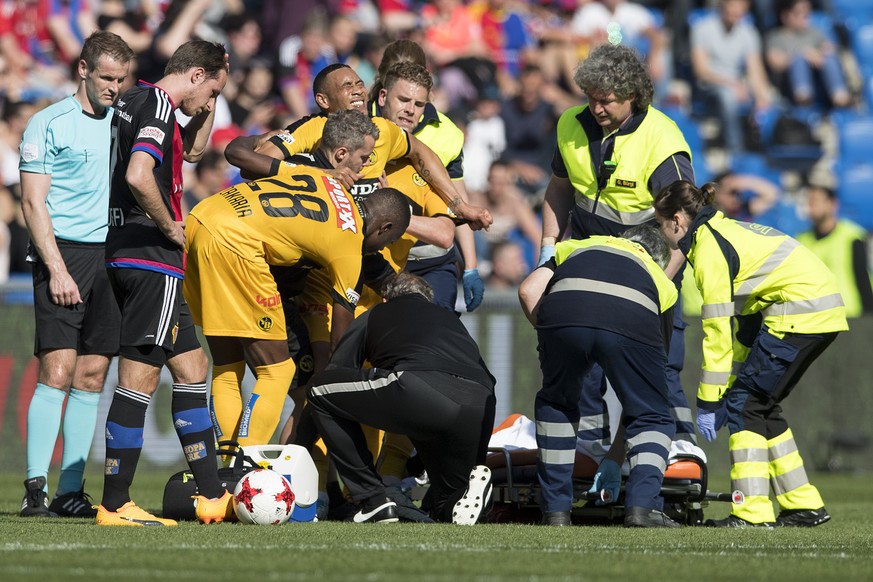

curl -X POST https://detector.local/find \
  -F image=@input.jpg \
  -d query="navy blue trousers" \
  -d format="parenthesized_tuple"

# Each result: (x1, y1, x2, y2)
(535, 326, 675, 511)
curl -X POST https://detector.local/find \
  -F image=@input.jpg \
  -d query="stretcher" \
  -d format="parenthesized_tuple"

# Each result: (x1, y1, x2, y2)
(484, 417, 731, 525)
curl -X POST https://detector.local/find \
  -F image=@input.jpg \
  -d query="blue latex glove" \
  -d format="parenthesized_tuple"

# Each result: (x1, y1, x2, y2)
(463, 268, 484, 312)
(588, 458, 621, 505)
(697, 409, 717, 442)
(697, 403, 729, 442)
(537, 244, 556, 267)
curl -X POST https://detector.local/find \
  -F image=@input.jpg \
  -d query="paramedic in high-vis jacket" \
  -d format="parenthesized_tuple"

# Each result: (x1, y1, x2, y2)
(520, 226, 680, 528)
(655, 180, 847, 528)
(538, 43, 697, 464)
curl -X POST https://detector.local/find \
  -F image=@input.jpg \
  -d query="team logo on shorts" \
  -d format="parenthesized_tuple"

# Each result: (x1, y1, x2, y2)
(299, 354, 314, 373)
(731, 490, 745, 505)
(258, 317, 273, 331)
(412, 172, 426, 187)
(171, 323, 179, 344)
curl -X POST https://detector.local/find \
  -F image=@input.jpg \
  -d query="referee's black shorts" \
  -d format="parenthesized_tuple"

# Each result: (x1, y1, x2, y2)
(32, 240, 120, 356)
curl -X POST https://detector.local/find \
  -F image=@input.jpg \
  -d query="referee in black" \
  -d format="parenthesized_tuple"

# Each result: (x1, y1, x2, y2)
(307, 272, 496, 524)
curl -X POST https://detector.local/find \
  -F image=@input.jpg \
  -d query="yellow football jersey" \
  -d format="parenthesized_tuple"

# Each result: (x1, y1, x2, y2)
(270, 114, 411, 199)
(381, 159, 454, 272)
(189, 163, 367, 312)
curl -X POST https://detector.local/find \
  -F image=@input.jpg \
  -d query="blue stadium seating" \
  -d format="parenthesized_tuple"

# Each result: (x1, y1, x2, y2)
(834, 112, 873, 168)
(848, 21, 873, 69)
(837, 163, 873, 231)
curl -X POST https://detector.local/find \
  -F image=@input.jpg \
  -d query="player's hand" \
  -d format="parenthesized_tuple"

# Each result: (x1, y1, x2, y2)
(49, 269, 82, 306)
(326, 167, 363, 190)
(588, 458, 621, 506)
(378, 171, 388, 189)
(463, 268, 484, 312)
(254, 129, 285, 152)
(454, 201, 492, 231)
(161, 220, 186, 249)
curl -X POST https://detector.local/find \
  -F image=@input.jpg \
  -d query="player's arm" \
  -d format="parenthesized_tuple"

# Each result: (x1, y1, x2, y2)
(329, 302, 355, 353)
(225, 131, 286, 180)
(406, 215, 455, 249)
(182, 108, 219, 163)
(20, 171, 81, 305)
(126, 150, 184, 248)
(451, 179, 479, 268)
(406, 133, 492, 231)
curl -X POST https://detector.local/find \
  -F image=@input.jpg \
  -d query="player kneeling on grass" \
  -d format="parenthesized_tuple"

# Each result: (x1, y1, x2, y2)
(519, 225, 681, 528)
(307, 272, 496, 524)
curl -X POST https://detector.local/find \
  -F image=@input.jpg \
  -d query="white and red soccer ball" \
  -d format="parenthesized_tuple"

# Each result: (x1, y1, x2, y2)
(233, 469, 295, 525)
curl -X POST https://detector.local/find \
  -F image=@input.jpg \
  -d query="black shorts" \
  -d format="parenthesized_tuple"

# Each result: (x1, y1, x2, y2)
(32, 240, 120, 356)
(174, 297, 203, 356)
(108, 267, 183, 358)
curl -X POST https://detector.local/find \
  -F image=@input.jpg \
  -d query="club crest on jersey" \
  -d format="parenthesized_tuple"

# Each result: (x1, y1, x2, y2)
(322, 175, 358, 233)
(412, 172, 427, 187)
(368, 151, 377, 166)
(138, 126, 165, 144)
(258, 316, 273, 331)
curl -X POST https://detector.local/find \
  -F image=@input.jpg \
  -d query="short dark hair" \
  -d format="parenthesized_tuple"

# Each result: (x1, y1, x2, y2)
(808, 184, 836, 200)
(80, 31, 134, 71)
(165, 40, 227, 79)
(312, 63, 352, 101)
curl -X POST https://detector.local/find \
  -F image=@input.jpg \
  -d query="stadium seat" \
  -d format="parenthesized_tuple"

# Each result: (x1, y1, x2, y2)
(848, 22, 873, 69)
(834, 112, 873, 168)
(730, 152, 782, 185)
(660, 104, 713, 184)
(831, 0, 873, 28)
(837, 163, 873, 231)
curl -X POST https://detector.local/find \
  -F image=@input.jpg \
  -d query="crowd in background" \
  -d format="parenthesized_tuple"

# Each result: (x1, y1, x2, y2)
(1, 0, 872, 289)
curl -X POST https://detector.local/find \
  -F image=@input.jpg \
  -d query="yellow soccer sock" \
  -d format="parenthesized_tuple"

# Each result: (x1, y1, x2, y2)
(378, 432, 415, 482)
(238, 358, 296, 447)
(210, 362, 246, 445)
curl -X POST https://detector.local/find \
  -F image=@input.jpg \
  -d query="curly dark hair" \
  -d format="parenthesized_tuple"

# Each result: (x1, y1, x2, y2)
(574, 44, 654, 112)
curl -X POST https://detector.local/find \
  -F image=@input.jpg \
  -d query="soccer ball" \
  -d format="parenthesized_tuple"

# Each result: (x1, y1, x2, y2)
(233, 469, 296, 525)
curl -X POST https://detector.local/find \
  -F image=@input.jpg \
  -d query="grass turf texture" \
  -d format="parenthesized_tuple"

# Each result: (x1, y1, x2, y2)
(0, 471, 870, 581)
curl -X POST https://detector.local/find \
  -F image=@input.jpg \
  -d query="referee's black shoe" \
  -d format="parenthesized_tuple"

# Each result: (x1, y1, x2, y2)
(20, 477, 58, 518)
(350, 495, 399, 524)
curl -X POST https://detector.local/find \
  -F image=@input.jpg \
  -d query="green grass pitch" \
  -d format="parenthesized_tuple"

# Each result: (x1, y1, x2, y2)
(0, 470, 870, 581)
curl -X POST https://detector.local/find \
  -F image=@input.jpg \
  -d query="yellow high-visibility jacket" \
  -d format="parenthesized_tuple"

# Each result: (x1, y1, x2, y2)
(680, 207, 848, 404)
